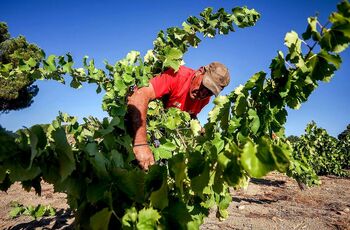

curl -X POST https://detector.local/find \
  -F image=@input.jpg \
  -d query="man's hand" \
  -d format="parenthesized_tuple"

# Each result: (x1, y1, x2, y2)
(133, 145, 155, 170)
(200, 127, 206, 136)
(127, 85, 156, 171)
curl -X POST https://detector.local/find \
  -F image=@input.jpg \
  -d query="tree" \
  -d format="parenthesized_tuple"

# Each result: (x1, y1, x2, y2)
(0, 22, 43, 113)
(338, 124, 350, 140)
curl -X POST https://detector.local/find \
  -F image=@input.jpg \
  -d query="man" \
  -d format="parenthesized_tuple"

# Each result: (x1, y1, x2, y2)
(127, 62, 230, 170)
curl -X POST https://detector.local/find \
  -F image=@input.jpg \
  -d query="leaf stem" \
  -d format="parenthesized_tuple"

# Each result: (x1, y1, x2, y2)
(176, 129, 187, 149)
(112, 210, 122, 223)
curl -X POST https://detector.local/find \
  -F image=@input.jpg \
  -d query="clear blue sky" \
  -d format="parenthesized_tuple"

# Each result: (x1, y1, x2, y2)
(0, 0, 349, 137)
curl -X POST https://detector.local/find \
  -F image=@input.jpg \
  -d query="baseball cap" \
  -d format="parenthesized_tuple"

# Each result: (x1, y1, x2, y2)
(202, 62, 230, 96)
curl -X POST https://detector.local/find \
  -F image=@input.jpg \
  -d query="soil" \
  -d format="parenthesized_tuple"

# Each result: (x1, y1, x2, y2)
(0, 173, 349, 230)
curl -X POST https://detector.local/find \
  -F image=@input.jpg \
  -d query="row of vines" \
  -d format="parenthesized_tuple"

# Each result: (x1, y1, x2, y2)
(0, 1, 350, 229)
(288, 122, 350, 187)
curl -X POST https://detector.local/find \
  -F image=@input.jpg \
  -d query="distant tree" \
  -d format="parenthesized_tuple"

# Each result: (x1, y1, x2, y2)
(338, 124, 350, 140)
(0, 22, 43, 113)
(0, 23, 10, 43)
(287, 135, 300, 144)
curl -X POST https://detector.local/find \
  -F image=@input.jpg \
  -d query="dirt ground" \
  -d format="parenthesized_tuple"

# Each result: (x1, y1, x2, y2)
(0, 173, 349, 230)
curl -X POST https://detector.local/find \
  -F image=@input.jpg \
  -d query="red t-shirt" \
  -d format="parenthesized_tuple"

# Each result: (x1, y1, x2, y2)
(150, 66, 210, 117)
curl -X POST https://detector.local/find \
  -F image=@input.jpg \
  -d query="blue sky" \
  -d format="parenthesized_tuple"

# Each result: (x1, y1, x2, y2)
(0, 0, 349, 137)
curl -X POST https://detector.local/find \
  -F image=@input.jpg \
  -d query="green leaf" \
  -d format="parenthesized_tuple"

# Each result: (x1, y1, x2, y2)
(164, 200, 192, 228)
(112, 168, 145, 203)
(307, 53, 337, 82)
(52, 127, 76, 181)
(256, 136, 275, 165)
(244, 71, 266, 90)
(270, 51, 288, 79)
(62, 54, 73, 72)
(160, 141, 176, 151)
(48, 206, 56, 216)
(43, 55, 57, 71)
(25, 57, 37, 67)
(145, 165, 165, 193)
(87, 182, 109, 204)
(114, 78, 127, 96)
(90, 208, 112, 230)
(218, 193, 231, 219)
(136, 208, 161, 230)
(234, 94, 247, 116)
(320, 30, 350, 53)
(28, 125, 47, 168)
(212, 133, 225, 154)
(150, 177, 168, 210)
(110, 149, 124, 168)
(241, 140, 272, 177)
(228, 116, 242, 133)
(188, 151, 206, 178)
(302, 17, 321, 41)
(10, 206, 24, 218)
(190, 119, 201, 136)
(223, 158, 243, 186)
(144, 50, 155, 63)
(218, 152, 230, 168)
(190, 164, 209, 195)
(52, 177, 82, 200)
(317, 50, 342, 69)
(209, 96, 230, 122)
(70, 78, 82, 89)
(163, 47, 183, 71)
(232, 7, 260, 28)
(284, 31, 302, 63)
(126, 51, 140, 64)
(122, 207, 138, 229)
(169, 153, 186, 194)
(153, 147, 172, 160)
(8, 163, 41, 182)
(85, 143, 108, 178)
(247, 109, 260, 134)
(35, 205, 46, 218)
(285, 31, 301, 49)
(271, 143, 291, 172)
(182, 22, 193, 33)
(164, 116, 177, 130)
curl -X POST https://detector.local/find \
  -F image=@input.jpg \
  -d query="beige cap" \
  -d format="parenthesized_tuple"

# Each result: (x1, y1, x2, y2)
(202, 62, 230, 96)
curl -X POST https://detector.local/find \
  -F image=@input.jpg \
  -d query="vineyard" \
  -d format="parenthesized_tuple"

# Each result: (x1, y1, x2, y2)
(1, 1, 350, 230)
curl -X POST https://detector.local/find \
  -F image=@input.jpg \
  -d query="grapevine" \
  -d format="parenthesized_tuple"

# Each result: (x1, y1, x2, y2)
(288, 121, 350, 187)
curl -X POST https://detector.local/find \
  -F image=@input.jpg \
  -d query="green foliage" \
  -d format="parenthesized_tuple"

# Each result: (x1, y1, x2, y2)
(287, 135, 300, 144)
(9, 202, 56, 219)
(0, 22, 10, 43)
(338, 124, 350, 140)
(0, 22, 43, 113)
(339, 131, 350, 169)
(0, 1, 350, 229)
(288, 122, 350, 187)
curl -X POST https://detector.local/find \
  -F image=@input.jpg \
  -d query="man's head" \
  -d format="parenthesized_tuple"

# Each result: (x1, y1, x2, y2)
(189, 62, 230, 100)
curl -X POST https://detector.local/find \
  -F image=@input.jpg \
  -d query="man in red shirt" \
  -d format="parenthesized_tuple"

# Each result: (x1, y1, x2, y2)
(127, 62, 230, 170)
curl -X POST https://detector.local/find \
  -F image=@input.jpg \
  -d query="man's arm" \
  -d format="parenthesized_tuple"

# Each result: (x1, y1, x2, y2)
(127, 84, 156, 170)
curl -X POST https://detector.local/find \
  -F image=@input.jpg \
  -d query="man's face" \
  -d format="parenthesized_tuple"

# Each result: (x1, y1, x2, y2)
(189, 73, 214, 100)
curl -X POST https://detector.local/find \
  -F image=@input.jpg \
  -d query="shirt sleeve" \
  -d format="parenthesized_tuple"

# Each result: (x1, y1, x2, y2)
(150, 68, 176, 99)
